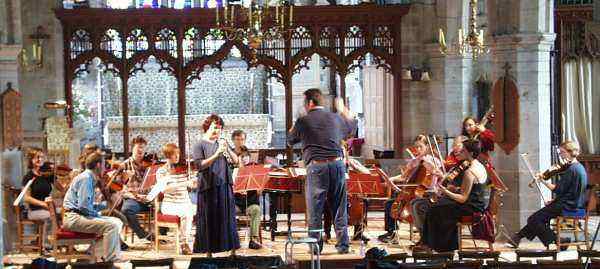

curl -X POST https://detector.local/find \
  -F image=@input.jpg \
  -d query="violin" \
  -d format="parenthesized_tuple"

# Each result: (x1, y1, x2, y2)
(429, 160, 471, 203)
(473, 106, 495, 139)
(538, 161, 573, 181)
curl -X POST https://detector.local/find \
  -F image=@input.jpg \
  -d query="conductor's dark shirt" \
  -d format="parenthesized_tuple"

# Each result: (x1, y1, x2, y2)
(287, 107, 357, 165)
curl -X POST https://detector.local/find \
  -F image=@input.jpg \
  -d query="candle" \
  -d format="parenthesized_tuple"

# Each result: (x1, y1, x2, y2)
(458, 28, 463, 43)
(249, 3, 252, 27)
(231, 5, 235, 26)
(224, 5, 228, 25)
(216, 5, 220, 26)
(289, 5, 293, 27)
(37, 45, 42, 61)
(32, 44, 37, 59)
(478, 29, 484, 43)
(276, 4, 279, 24)
(438, 28, 445, 47)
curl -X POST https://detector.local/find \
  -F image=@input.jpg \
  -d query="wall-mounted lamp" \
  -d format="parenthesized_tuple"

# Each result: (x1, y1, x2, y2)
(19, 26, 49, 72)
(401, 66, 431, 82)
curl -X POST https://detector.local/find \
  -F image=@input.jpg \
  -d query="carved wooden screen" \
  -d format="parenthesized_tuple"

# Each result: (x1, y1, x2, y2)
(1, 87, 23, 150)
(55, 5, 410, 157)
(492, 76, 519, 154)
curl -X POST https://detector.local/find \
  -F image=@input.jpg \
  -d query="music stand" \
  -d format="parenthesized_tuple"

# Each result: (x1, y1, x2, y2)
(233, 165, 271, 194)
(347, 169, 386, 242)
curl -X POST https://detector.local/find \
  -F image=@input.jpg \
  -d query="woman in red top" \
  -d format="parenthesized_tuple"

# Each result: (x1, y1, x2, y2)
(462, 117, 495, 163)
(461, 117, 508, 192)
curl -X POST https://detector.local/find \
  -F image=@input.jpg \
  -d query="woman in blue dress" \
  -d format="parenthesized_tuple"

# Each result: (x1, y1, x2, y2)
(192, 114, 240, 256)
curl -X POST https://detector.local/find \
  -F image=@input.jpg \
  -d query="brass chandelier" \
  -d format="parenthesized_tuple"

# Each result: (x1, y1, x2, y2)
(214, 0, 294, 50)
(439, 0, 488, 58)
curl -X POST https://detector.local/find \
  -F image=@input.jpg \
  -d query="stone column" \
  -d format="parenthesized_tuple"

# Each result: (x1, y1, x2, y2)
(491, 33, 555, 233)
(487, 0, 555, 234)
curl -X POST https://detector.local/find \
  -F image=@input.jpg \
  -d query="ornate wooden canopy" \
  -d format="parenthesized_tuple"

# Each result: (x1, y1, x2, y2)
(55, 4, 410, 158)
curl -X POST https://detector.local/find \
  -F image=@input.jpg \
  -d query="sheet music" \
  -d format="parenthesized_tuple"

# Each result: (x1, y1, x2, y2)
(349, 158, 371, 174)
(291, 167, 306, 177)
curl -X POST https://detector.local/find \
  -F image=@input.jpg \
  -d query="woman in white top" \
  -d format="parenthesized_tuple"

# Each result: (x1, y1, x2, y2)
(154, 143, 195, 254)
(418, 139, 488, 252)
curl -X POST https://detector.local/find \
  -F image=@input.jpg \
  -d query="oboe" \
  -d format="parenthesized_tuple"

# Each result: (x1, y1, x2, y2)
(218, 138, 234, 164)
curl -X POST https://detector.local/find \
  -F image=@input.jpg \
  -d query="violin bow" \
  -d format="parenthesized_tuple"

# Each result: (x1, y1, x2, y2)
(431, 134, 447, 175)
(405, 148, 416, 159)
(520, 153, 548, 204)
(13, 178, 35, 206)
(376, 167, 401, 192)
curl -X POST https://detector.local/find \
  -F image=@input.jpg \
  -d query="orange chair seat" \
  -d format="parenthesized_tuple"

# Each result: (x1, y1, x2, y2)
(157, 213, 180, 224)
(459, 215, 473, 223)
(56, 228, 98, 240)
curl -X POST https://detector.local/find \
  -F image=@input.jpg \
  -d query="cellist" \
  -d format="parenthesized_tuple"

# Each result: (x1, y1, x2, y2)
(378, 135, 443, 243)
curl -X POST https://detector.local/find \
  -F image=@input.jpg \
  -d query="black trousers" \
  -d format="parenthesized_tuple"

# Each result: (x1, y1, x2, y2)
(518, 201, 562, 246)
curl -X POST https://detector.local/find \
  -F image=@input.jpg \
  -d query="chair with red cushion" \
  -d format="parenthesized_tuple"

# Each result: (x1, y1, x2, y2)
(457, 189, 500, 251)
(153, 195, 181, 255)
(46, 200, 98, 262)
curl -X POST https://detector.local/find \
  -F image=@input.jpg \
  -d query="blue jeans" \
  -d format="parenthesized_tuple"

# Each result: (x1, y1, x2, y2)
(305, 160, 349, 251)
(121, 198, 151, 239)
(384, 192, 398, 233)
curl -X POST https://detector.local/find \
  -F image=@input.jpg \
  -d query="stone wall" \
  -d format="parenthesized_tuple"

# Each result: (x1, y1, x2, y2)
(18, 0, 64, 148)
(105, 114, 272, 153)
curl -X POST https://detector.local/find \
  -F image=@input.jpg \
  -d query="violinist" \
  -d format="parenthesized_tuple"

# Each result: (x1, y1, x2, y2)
(62, 152, 124, 262)
(120, 136, 155, 242)
(21, 147, 61, 247)
(508, 140, 588, 250)
(379, 135, 442, 243)
(418, 139, 487, 252)
(444, 136, 468, 171)
(231, 130, 263, 250)
(152, 143, 195, 254)
(462, 116, 495, 161)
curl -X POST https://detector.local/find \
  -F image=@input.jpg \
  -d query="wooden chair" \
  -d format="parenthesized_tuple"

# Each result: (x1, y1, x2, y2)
(457, 250, 500, 262)
(153, 196, 181, 255)
(411, 252, 454, 263)
(515, 249, 557, 262)
(124, 210, 153, 244)
(46, 200, 98, 262)
(457, 188, 500, 251)
(236, 203, 263, 244)
(537, 260, 584, 269)
(554, 208, 589, 251)
(444, 260, 483, 269)
(552, 188, 594, 251)
(9, 187, 45, 254)
(485, 261, 534, 269)
(130, 258, 174, 269)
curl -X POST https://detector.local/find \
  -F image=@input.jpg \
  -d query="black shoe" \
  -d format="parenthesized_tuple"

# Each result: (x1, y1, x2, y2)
(248, 240, 263, 250)
(120, 241, 129, 251)
(558, 237, 571, 251)
(378, 232, 394, 241)
(381, 233, 397, 243)
(336, 247, 350, 254)
(352, 234, 370, 242)
(506, 234, 521, 248)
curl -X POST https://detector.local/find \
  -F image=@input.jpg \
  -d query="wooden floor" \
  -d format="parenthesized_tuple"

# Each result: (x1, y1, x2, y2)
(3, 212, 593, 268)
